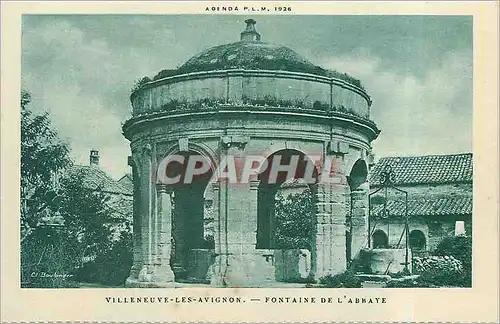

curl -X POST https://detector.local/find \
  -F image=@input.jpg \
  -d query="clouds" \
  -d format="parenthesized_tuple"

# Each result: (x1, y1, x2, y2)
(21, 15, 472, 178)
(22, 19, 135, 177)
(319, 47, 472, 159)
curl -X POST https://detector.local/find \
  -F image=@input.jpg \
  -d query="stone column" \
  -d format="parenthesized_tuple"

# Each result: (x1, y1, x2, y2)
(150, 184, 175, 284)
(210, 180, 228, 286)
(313, 154, 348, 280)
(137, 145, 154, 283)
(125, 155, 142, 285)
(350, 183, 369, 260)
(211, 135, 264, 286)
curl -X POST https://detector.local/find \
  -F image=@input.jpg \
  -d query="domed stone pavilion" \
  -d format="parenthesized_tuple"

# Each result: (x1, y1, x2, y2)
(123, 19, 379, 287)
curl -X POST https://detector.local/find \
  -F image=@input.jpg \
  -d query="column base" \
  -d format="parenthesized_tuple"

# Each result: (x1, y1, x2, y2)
(126, 264, 175, 287)
(125, 276, 178, 288)
(210, 250, 276, 287)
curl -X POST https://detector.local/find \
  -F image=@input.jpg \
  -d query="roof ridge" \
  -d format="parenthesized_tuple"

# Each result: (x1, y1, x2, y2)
(378, 152, 472, 160)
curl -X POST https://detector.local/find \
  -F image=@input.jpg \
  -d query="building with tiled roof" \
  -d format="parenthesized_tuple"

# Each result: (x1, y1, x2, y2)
(68, 150, 133, 242)
(68, 165, 132, 196)
(370, 153, 472, 186)
(117, 173, 133, 194)
(368, 153, 473, 254)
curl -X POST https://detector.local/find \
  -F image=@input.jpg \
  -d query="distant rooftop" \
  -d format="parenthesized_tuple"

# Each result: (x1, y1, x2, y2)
(68, 165, 132, 196)
(371, 196, 472, 218)
(369, 153, 472, 186)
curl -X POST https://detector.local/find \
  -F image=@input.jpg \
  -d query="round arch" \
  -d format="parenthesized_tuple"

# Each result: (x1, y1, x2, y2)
(409, 230, 426, 251)
(256, 148, 320, 249)
(348, 158, 368, 191)
(372, 229, 389, 249)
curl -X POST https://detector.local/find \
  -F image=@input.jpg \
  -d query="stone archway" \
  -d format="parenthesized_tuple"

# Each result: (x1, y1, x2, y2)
(256, 149, 319, 250)
(372, 229, 389, 248)
(158, 150, 215, 281)
(409, 230, 426, 251)
(346, 158, 370, 264)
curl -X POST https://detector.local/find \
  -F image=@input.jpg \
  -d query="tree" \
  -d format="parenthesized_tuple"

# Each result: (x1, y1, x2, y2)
(21, 90, 71, 240)
(274, 189, 315, 249)
(21, 90, 75, 287)
(20, 91, 132, 287)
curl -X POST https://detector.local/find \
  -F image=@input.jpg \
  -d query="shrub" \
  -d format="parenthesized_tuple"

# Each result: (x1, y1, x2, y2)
(433, 235, 472, 287)
(349, 248, 373, 274)
(433, 235, 472, 271)
(386, 278, 422, 288)
(131, 76, 151, 93)
(74, 231, 133, 287)
(319, 270, 362, 288)
(274, 190, 315, 250)
(413, 255, 463, 274)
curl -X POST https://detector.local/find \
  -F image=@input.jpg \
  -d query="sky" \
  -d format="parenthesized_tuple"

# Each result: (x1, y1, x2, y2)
(21, 15, 473, 179)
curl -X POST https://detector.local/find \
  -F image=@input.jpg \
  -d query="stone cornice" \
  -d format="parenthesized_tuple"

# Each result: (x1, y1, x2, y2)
(122, 107, 380, 142)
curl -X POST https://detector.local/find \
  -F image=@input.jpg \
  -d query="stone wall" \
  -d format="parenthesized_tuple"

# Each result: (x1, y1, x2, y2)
(370, 248, 412, 274)
(372, 216, 471, 253)
(131, 70, 370, 119)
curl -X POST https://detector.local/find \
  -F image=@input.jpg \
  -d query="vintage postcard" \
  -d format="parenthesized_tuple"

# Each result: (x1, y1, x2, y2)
(1, 1, 499, 323)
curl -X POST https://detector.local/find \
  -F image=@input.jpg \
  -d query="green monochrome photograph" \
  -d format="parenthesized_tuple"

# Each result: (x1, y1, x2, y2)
(2, 2, 499, 323)
(19, 14, 474, 289)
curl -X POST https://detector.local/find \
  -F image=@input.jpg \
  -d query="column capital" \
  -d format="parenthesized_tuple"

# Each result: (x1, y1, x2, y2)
(211, 181, 221, 191)
(327, 140, 349, 156)
(250, 179, 260, 190)
(156, 183, 173, 194)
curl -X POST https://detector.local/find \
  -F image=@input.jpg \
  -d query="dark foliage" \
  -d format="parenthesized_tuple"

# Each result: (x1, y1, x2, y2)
(21, 90, 71, 234)
(387, 236, 472, 288)
(131, 76, 151, 93)
(274, 189, 315, 250)
(432, 235, 472, 287)
(138, 58, 364, 93)
(21, 226, 80, 288)
(74, 231, 133, 286)
(21, 91, 133, 288)
(319, 270, 362, 288)
(433, 235, 472, 271)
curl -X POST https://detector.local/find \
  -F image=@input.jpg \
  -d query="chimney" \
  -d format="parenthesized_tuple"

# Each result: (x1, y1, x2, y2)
(89, 149, 99, 166)
(240, 19, 261, 42)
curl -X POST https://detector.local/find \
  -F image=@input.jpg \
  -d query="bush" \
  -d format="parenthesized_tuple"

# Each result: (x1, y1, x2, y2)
(434, 235, 472, 271)
(386, 278, 423, 288)
(274, 190, 315, 250)
(74, 231, 133, 287)
(433, 235, 472, 287)
(413, 255, 463, 274)
(412, 255, 467, 287)
(131, 76, 151, 93)
(21, 227, 80, 288)
(319, 270, 362, 288)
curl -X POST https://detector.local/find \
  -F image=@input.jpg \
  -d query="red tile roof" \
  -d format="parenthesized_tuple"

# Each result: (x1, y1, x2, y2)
(369, 153, 472, 186)
(371, 196, 472, 217)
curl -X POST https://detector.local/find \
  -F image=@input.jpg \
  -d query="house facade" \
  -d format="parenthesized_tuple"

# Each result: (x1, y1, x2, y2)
(368, 153, 472, 256)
